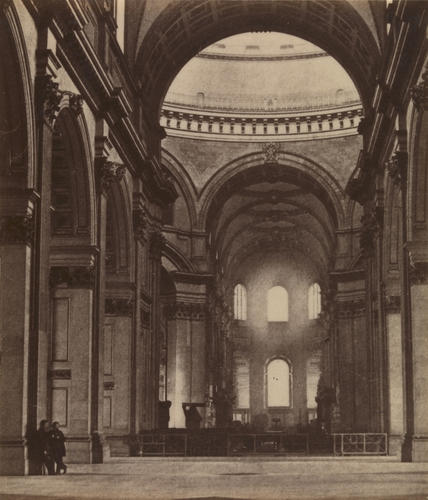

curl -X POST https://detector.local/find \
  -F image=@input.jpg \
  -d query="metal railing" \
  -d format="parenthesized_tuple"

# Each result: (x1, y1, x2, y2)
(139, 431, 388, 457)
(332, 433, 388, 456)
(227, 433, 309, 456)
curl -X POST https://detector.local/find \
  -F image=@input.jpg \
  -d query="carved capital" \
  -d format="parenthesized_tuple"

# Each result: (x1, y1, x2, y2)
(37, 75, 63, 126)
(0, 214, 34, 245)
(133, 208, 148, 242)
(50, 266, 95, 288)
(69, 93, 83, 115)
(262, 142, 280, 163)
(105, 298, 134, 316)
(386, 151, 408, 187)
(411, 65, 428, 110)
(97, 161, 125, 194)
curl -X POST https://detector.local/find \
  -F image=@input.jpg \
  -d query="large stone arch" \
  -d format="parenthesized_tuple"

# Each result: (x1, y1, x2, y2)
(135, 0, 380, 125)
(0, 2, 36, 190)
(198, 151, 346, 231)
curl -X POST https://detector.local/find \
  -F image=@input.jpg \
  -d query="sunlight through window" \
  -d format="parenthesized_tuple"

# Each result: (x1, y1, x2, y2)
(308, 283, 321, 319)
(234, 283, 247, 320)
(267, 358, 290, 407)
(267, 286, 288, 322)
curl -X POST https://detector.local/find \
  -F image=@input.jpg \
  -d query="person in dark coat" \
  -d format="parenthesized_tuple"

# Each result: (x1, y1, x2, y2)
(49, 421, 67, 474)
(32, 420, 55, 475)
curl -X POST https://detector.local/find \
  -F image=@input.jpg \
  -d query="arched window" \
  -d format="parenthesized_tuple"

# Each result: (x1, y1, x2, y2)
(234, 284, 247, 320)
(308, 283, 321, 319)
(267, 358, 291, 407)
(267, 286, 288, 322)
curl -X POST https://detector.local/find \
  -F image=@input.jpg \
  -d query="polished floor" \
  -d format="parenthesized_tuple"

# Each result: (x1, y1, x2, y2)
(1, 457, 428, 500)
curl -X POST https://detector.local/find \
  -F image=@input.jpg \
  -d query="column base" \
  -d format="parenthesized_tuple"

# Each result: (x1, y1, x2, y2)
(0, 440, 28, 475)
(388, 434, 404, 458)
(411, 436, 428, 462)
(106, 434, 132, 456)
(66, 436, 92, 463)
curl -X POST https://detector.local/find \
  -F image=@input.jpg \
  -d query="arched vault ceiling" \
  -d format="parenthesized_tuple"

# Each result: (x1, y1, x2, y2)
(205, 164, 340, 277)
(136, 0, 380, 120)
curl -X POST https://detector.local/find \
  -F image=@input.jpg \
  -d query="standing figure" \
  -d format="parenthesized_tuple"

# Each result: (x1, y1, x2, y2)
(49, 421, 67, 474)
(32, 420, 55, 475)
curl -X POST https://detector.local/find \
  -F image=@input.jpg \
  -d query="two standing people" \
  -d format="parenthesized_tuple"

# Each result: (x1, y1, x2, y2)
(32, 420, 67, 475)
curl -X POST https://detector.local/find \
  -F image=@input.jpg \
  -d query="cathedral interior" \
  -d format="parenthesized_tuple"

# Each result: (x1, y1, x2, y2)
(0, 0, 428, 479)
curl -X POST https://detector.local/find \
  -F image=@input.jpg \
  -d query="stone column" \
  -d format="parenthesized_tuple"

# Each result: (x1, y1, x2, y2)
(131, 201, 148, 442)
(360, 203, 388, 432)
(94, 131, 125, 459)
(407, 247, 428, 461)
(0, 202, 35, 474)
(333, 273, 369, 432)
(384, 294, 405, 456)
(167, 277, 208, 428)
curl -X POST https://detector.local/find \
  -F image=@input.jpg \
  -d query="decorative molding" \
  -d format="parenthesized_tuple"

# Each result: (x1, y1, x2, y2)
(166, 301, 207, 320)
(262, 142, 280, 163)
(48, 369, 71, 380)
(0, 214, 34, 245)
(336, 298, 366, 318)
(50, 266, 95, 288)
(97, 161, 125, 194)
(105, 298, 134, 316)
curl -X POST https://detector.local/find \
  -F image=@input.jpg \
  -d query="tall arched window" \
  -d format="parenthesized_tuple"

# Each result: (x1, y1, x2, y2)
(267, 286, 288, 321)
(308, 283, 321, 319)
(267, 358, 291, 407)
(234, 284, 247, 320)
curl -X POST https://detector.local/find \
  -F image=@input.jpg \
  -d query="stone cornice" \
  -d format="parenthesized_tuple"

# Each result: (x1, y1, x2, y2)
(161, 103, 362, 143)
(50, 266, 95, 288)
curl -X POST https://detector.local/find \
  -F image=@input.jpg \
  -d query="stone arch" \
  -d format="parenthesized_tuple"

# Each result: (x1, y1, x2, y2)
(162, 241, 196, 274)
(162, 149, 198, 229)
(198, 151, 346, 231)
(50, 107, 96, 242)
(0, 3, 36, 189)
(106, 178, 134, 279)
(135, 0, 379, 124)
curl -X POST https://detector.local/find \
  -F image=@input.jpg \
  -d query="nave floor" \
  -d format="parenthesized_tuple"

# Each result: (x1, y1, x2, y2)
(1, 457, 427, 500)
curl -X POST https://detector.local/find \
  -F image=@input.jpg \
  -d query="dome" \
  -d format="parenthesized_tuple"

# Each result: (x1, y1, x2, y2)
(164, 32, 360, 113)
